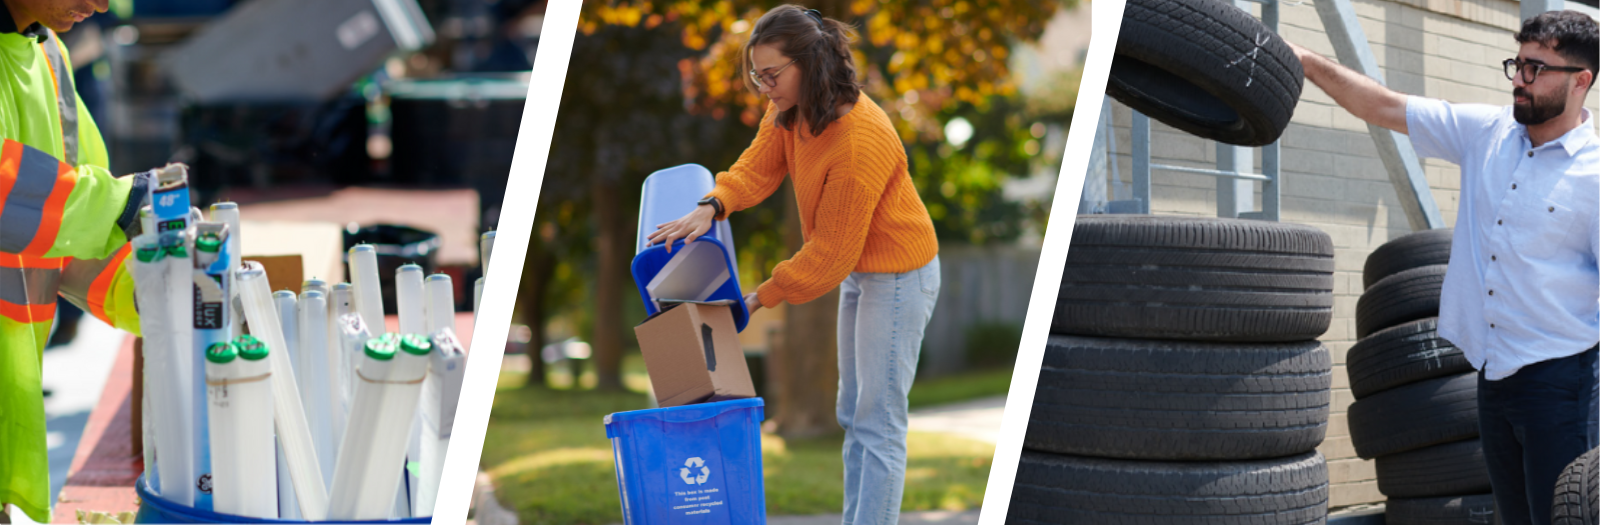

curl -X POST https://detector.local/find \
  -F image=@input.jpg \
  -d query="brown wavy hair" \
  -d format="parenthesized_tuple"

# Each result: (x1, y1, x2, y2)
(742, 5, 862, 136)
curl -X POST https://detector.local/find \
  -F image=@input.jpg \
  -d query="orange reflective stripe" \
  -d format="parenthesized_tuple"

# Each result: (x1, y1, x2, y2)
(0, 298, 54, 323)
(0, 252, 65, 269)
(0, 140, 21, 230)
(19, 159, 76, 257)
(85, 243, 130, 324)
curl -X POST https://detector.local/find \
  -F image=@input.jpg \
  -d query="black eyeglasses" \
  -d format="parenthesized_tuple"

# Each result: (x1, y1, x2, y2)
(1503, 58, 1587, 83)
(750, 59, 796, 88)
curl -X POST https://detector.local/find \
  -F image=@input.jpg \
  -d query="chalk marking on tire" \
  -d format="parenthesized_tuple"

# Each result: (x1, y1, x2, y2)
(1408, 347, 1448, 370)
(1224, 32, 1272, 87)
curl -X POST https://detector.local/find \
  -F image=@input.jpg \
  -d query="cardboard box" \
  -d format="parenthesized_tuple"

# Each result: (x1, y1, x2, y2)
(634, 302, 756, 407)
(242, 255, 304, 292)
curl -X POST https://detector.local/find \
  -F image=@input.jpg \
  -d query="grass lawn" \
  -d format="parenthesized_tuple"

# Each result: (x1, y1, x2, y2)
(481, 355, 1005, 525)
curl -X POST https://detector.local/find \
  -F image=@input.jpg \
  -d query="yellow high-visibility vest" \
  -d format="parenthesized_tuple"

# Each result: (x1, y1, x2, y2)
(0, 25, 143, 524)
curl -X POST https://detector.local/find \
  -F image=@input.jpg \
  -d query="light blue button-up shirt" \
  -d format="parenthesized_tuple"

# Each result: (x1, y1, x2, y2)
(1406, 96, 1599, 380)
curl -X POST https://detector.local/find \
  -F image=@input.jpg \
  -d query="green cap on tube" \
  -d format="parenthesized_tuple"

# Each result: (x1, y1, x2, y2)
(365, 337, 397, 361)
(399, 334, 432, 356)
(234, 334, 269, 361)
(205, 342, 237, 364)
(196, 233, 222, 253)
(135, 244, 163, 263)
(159, 233, 187, 258)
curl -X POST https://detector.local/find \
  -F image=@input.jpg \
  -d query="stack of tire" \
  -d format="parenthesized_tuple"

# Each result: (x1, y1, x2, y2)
(1009, 215, 1335, 524)
(1554, 447, 1599, 524)
(1345, 229, 1499, 524)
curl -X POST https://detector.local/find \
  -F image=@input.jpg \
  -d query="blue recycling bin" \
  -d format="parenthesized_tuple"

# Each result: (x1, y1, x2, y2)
(631, 164, 749, 332)
(605, 398, 767, 525)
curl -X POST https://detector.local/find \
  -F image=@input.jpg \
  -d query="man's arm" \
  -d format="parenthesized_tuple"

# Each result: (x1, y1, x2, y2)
(0, 139, 146, 260)
(1290, 41, 1410, 133)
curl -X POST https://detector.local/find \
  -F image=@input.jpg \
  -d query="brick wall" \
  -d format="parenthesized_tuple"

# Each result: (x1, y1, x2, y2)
(1094, 0, 1599, 509)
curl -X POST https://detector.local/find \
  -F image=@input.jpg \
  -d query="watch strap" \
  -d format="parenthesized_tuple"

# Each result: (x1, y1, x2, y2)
(699, 196, 724, 218)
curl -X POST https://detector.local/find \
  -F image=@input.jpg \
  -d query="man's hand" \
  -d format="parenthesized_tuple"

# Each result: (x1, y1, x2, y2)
(1286, 40, 1317, 66)
(645, 204, 717, 253)
(744, 292, 761, 314)
(1288, 40, 1410, 134)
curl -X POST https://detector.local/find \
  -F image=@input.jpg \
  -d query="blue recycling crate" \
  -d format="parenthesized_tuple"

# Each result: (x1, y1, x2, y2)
(631, 164, 749, 332)
(605, 398, 766, 525)
(133, 475, 429, 523)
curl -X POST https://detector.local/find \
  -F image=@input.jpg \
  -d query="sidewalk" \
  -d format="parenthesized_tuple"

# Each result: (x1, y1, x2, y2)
(40, 318, 126, 504)
(768, 510, 982, 525)
(907, 395, 1007, 445)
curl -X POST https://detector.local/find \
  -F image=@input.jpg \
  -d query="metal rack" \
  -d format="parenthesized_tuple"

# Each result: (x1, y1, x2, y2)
(1108, 0, 1285, 221)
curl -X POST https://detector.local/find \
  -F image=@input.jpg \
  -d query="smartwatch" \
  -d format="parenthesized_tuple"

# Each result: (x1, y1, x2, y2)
(697, 196, 724, 218)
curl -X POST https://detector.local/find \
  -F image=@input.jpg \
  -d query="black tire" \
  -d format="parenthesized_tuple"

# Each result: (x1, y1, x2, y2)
(1347, 318, 1469, 399)
(1385, 494, 1500, 525)
(1364, 228, 1454, 289)
(1376, 439, 1493, 499)
(1553, 447, 1599, 525)
(1109, 0, 1303, 146)
(1026, 335, 1330, 460)
(1356, 265, 1447, 338)
(1056, 215, 1334, 342)
(1348, 373, 1478, 459)
(1008, 451, 1328, 524)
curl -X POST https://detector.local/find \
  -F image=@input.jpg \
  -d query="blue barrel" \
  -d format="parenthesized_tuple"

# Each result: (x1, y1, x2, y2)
(133, 475, 430, 524)
(631, 164, 748, 332)
(605, 398, 767, 524)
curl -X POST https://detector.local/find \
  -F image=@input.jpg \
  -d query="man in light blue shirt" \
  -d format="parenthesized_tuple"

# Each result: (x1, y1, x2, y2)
(1291, 11, 1596, 525)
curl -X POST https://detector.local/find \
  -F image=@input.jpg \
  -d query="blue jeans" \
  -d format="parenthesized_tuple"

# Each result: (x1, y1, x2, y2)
(1478, 345, 1599, 525)
(836, 256, 940, 525)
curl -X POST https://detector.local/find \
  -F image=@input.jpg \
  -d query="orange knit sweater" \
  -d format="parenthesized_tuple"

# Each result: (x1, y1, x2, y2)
(705, 94, 939, 308)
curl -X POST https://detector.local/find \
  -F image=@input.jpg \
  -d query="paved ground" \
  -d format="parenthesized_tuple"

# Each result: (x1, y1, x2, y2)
(767, 510, 982, 525)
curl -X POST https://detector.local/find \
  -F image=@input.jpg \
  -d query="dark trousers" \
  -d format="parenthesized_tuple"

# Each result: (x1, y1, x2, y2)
(1478, 345, 1599, 525)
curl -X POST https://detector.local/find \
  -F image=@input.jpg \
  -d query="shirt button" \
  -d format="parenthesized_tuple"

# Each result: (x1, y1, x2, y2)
(1498, 219, 1503, 225)
(1491, 323, 1496, 328)
(1549, 206, 1555, 212)
(1528, 151, 1534, 157)
(1488, 290, 1494, 296)
(1491, 255, 1497, 261)
(1512, 183, 1518, 189)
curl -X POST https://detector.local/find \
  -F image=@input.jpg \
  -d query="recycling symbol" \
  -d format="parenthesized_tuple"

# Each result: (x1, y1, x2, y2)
(679, 457, 711, 485)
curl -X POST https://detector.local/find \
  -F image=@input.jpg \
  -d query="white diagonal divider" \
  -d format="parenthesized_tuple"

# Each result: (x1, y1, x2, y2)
(974, 0, 1128, 521)
(429, 0, 582, 522)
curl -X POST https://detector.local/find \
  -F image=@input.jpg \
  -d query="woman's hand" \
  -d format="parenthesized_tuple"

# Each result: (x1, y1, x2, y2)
(744, 292, 762, 313)
(645, 204, 717, 253)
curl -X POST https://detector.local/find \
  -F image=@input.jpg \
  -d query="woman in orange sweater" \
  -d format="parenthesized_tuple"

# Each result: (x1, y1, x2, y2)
(647, 5, 941, 524)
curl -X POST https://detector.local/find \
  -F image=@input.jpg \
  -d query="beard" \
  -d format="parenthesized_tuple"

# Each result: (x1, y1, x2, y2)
(1513, 87, 1567, 125)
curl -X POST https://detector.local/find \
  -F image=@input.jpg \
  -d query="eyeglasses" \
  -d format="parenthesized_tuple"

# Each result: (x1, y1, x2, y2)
(750, 59, 796, 88)
(1503, 58, 1587, 83)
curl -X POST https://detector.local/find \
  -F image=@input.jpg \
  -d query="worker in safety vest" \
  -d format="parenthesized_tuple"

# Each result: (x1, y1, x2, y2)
(0, 0, 147, 522)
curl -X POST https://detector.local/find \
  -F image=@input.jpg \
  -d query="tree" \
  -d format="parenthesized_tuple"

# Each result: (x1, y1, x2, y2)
(526, 2, 1074, 431)
(529, 22, 760, 390)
